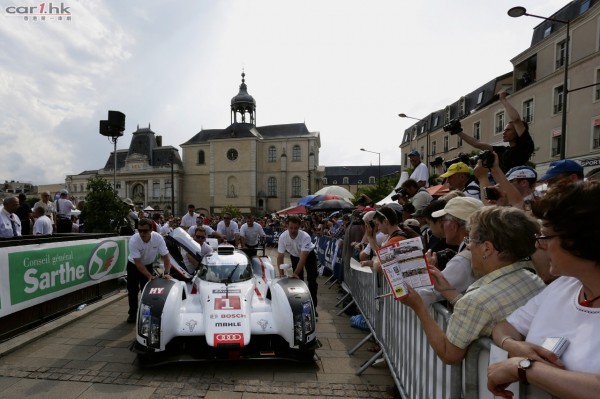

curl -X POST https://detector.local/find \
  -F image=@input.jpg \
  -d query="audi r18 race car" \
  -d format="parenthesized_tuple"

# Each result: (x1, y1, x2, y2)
(131, 228, 320, 364)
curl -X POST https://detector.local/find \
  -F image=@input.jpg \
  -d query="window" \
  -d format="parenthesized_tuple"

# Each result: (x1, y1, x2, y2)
(80, 183, 84, 192)
(368, 177, 375, 184)
(554, 85, 564, 114)
(411, 127, 417, 140)
(457, 136, 463, 147)
(459, 97, 465, 115)
(477, 91, 484, 105)
(153, 181, 160, 198)
(165, 181, 172, 198)
(543, 26, 552, 38)
(593, 124, 600, 149)
(523, 99, 534, 123)
(495, 112, 505, 134)
(595, 68, 600, 101)
(580, 0, 590, 13)
(473, 121, 481, 140)
(433, 115, 439, 127)
(556, 40, 567, 69)
(552, 135, 562, 157)
(322, 177, 328, 185)
(343, 177, 349, 184)
(357, 180, 362, 184)
(197, 150, 205, 165)
(404, 153, 408, 166)
(420, 124, 426, 134)
(267, 177, 277, 197)
(444, 106, 451, 123)
(291, 176, 301, 197)
(420, 146, 425, 157)
(292, 145, 301, 161)
(268, 146, 277, 162)
(431, 141, 437, 155)
(444, 136, 449, 152)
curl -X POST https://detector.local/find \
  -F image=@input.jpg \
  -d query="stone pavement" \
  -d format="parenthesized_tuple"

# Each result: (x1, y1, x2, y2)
(0, 248, 396, 398)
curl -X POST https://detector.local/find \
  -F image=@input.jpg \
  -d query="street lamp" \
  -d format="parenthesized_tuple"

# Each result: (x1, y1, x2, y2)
(170, 153, 175, 215)
(360, 148, 381, 186)
(99, 111, 125, 194)
(508, 6, 569, 160)
(399, 113, 428, 163)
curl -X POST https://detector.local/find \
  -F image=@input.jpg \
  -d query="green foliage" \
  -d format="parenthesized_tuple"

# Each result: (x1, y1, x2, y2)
(221, 205, 241, 217)
(81, 176, 129, 233)
(354, 176, 397, 204)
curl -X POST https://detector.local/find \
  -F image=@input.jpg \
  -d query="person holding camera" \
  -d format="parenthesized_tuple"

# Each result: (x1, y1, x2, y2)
(451, 91, 534, 173)
(439, 162, 481, 199)
(408, 150, 429, 187)
(398, 179, 433, 212)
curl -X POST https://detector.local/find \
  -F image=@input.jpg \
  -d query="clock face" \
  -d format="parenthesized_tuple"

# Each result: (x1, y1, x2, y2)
(227, 148, 238, 161)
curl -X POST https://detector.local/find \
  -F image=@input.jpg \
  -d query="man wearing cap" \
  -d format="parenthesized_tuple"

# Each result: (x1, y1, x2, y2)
(33, 191, 56, 231)
(538, 159, 584, 187)
(408, 150, 429, 187)
(505, 166, 539, 206)
(456, 91, 534, 173)
(439, 162, 480, 199)
(400, 179, 433, 212)
(417, 197, 483, 306)
(56, 189, 76, 233)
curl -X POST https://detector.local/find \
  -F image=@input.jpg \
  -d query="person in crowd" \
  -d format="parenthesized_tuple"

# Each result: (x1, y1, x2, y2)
(421, 200, 454, 254)
(537, 159, 584, 187)
(358, 210, 388, 267)
(180, 204, 199, 230)
(368, 206, 410, 273)
(151, 213, 162, 232)
(0, 196, 21, 237)
(32, 205, 52, 235)
(33, 191, 56, 231)
(56, 189, 76, 233)
(456, 90, 534, 173)
(276, 216, 319, 313)
(399, 178, 433, 212)
(188, 215, 222, 241)
(15, 193, 32, 235)
(399, 205, 544, 364)
(505, 165, 539, 207)
(403, 219, 421, 236)
(488, 180, 600, 399)
(347, 210, 366, 261)
(126, 218, 172, 323)
(439, 162, 481, 199)
(183, 226, 214, 273)
(71, 215, 80, 233)
(408, 150, 429, 187)
(418, 197, 483, 306)
(239, 214, 266, 255)
(217, 212, 240, 246)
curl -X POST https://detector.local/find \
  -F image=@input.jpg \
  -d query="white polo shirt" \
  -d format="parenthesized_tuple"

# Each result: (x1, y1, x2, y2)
(217, 220, 239, 242)
(277, 229, 314, 257)
(33, 215, 53, 235)
(127, 231, 169, 265)
(239, 223, 266, 246)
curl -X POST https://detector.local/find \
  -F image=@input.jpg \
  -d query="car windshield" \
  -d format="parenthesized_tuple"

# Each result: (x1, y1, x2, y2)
(199, 263, 253, 283)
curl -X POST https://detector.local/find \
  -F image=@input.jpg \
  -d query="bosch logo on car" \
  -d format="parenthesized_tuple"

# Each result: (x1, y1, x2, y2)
(221, 314, 246, 318)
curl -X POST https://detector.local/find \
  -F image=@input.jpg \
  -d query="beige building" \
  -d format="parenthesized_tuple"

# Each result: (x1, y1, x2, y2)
(400, 0, 600, 178)
(181, 73, 321, 214)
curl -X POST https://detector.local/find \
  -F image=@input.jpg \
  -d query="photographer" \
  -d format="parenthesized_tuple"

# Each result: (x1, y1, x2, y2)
(449, 91, 534, 173)
(398, 179, 433, 212)
(439, 162, 481, 199)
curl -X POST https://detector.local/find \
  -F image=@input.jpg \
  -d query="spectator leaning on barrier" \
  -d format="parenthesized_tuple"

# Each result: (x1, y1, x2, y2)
(439, 162, 481, 199)
(488, 180, 600, 399)
(399, 178, 433, 213)
(399, 205, 544, 364)
(417, 197, 483, 306)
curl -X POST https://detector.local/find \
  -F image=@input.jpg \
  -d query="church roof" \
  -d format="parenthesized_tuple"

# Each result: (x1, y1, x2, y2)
(182, 122, 316, 145)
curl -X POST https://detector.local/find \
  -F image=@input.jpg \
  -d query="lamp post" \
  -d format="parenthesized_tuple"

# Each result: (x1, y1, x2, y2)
(399, 113, 428, 164)
(360, 148, 381, 186)
(170, 153, 175, 215)
(508, 6, 569, 160)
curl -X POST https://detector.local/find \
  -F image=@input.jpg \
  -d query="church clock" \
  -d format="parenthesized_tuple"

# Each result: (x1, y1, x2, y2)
(226, 148, 238, 161)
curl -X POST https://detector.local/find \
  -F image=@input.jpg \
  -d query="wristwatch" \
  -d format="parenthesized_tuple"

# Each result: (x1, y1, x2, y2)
(518, 358, 534, 384)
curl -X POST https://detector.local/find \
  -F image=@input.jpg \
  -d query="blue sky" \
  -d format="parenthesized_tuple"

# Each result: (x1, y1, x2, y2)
(0, 0, 567, 184)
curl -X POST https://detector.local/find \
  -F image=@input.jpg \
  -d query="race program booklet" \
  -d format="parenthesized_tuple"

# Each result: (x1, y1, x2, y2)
(376, 237, 433, 299)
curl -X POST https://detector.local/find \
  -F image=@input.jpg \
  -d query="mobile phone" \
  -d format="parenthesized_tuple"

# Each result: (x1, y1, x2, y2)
(484, 186, 500, 201)
(369, 220, 375, 228)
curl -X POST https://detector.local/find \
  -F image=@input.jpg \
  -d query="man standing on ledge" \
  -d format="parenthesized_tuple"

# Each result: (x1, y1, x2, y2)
(408, 150, 429, 187)
(126, 218, 172, 323)
(276, 216, 319, 313)
(456, 90, 534, 173)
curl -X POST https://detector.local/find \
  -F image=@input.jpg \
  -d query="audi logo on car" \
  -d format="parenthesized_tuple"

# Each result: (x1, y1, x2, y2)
(215, 334, 242, 341)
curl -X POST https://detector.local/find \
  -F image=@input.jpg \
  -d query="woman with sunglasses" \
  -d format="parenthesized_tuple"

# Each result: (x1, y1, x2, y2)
(488, 181, 600, 399)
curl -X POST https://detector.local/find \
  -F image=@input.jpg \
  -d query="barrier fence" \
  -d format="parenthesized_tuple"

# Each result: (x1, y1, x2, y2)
(315, 235, 539, 399)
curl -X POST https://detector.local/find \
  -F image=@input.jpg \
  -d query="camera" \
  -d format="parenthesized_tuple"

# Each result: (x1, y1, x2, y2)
(477, 150, 495, 169)
(444, 152, 472, 169)
(368, 220, 375, 229)
(484, 186, 501, 201)
(442, 119, 463, 135)
(391, 187, 407, 202)
(435, 248, 457, 271)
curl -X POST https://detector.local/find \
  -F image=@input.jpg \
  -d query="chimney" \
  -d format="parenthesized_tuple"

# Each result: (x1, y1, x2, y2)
(156, 135, 162, 147)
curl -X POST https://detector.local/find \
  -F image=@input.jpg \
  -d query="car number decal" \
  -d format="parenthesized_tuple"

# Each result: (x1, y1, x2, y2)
(214, 296, 241, 310)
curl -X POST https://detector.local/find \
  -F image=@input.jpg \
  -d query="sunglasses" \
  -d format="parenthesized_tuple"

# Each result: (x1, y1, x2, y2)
(195, 235, 206, 240)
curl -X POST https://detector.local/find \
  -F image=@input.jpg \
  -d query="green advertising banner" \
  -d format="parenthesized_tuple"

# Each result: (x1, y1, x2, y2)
(8, 239, 127, 305)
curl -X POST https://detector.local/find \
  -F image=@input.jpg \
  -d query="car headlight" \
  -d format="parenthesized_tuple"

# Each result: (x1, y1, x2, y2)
(138, 304, 161, 348)
(294, 301, 315, 345)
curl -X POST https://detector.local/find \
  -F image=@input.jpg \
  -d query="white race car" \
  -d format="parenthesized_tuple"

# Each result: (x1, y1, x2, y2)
(131, 228, 320, 364)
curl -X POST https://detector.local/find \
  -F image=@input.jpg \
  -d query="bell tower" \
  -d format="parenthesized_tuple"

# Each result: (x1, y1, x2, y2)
(230, 72, 256, 125)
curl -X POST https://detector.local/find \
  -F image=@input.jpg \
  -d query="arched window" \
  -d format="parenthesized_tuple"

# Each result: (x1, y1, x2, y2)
(268, 146, 277, 162)
(369, 176, 376, 184)
(342, 177, 349, 184)
(267, 177, 277, 197)
(197, 150, 205, 165)
(292, 145, 301, 161)
(291, 176, 301, 197)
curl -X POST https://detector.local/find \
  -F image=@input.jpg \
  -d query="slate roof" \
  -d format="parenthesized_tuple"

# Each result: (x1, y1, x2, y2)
(324, 165, 401, 184)
(181, 122, 316, 146)
(531, 0, 598, 46)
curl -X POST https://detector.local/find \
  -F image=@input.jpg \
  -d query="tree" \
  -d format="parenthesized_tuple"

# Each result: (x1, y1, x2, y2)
(354, 176, 397, 204)
(81, 176, 129, 233)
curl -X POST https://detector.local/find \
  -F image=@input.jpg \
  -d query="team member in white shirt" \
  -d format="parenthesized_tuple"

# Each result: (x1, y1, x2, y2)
(180, 204, 199, 230)
(184, 227, 214, 273)
(216, 212, 240, 246)
(126, 218, 172, 323)
(276, 216, 319, 311)
(240, 215, 266, 248)
(32, 206, 53, 235)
